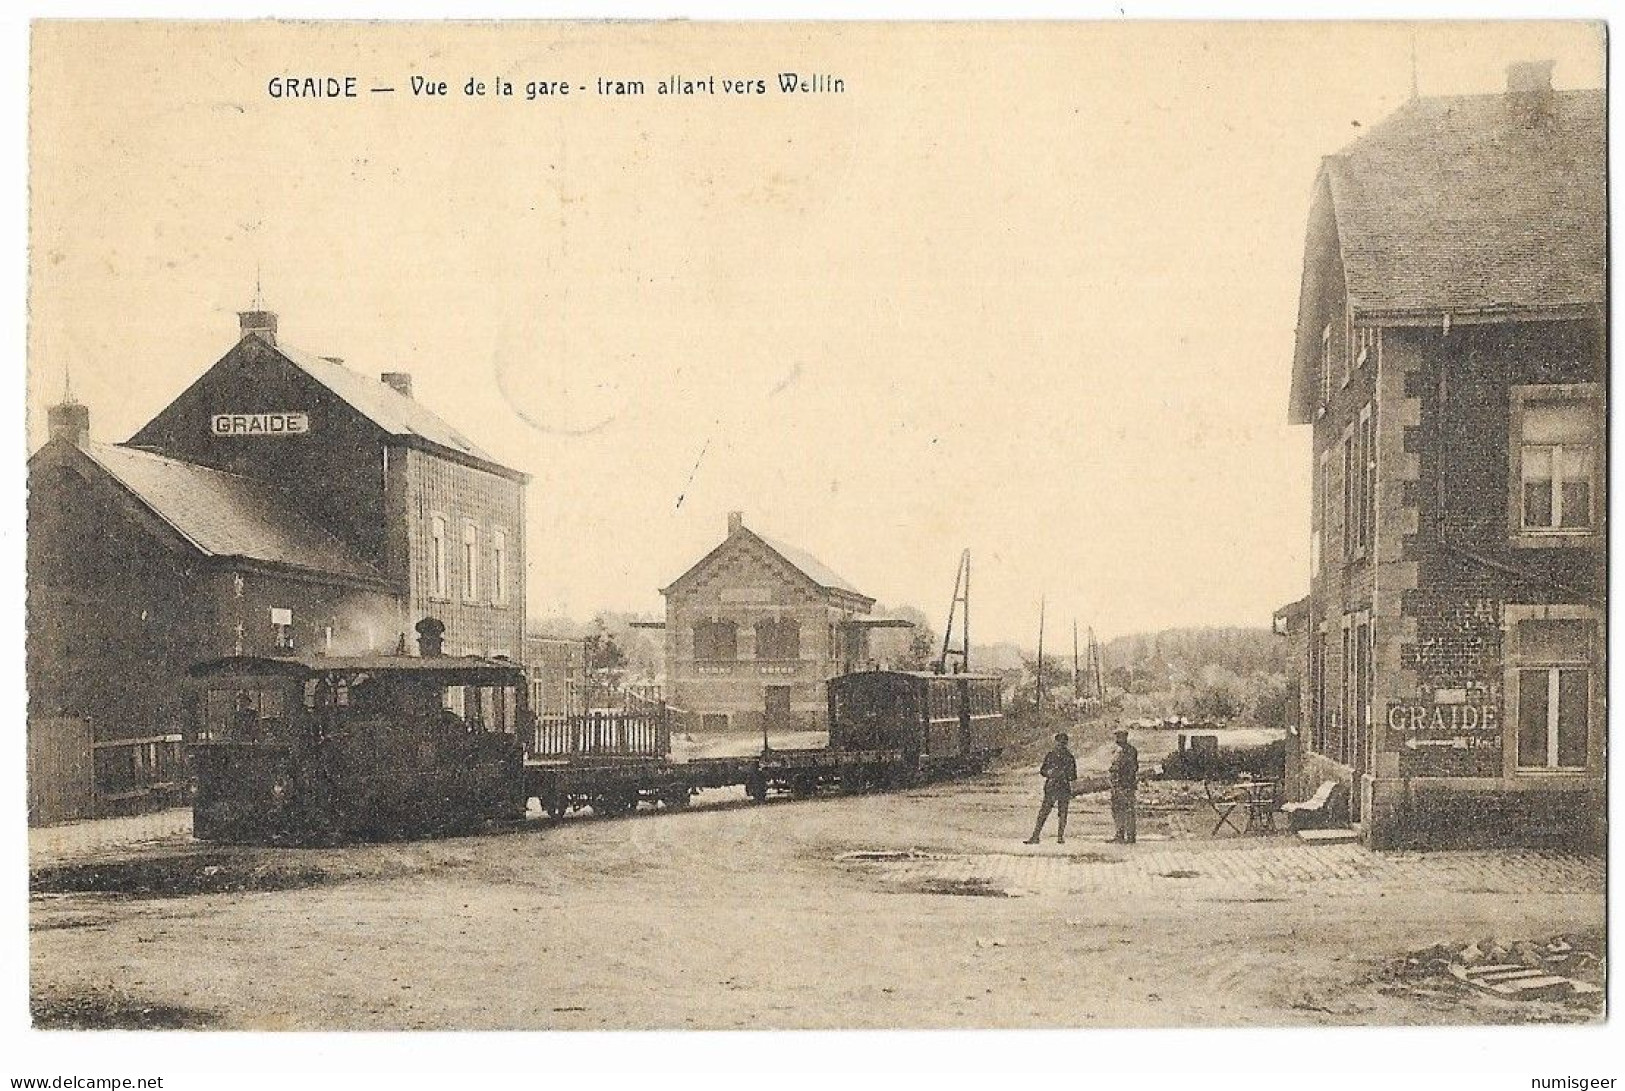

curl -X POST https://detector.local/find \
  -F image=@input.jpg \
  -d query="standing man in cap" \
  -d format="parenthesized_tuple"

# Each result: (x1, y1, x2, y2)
(1025, 732, 1077, 844)
(1108, 727, 1139, 844)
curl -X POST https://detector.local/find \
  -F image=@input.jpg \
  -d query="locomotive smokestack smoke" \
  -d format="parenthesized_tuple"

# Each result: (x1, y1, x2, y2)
(415, 616, 446, 657)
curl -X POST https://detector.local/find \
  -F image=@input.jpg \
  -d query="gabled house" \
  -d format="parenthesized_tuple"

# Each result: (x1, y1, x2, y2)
(660, 512, 877, 735)
(27, 310, 527, 820)
(1281, 61, 1605, 848)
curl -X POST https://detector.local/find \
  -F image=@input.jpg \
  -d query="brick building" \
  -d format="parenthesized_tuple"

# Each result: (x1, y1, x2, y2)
(660, 513, 882, 735)
(27, 310, 527, 820)
(524, 634, 587, 721)
(1280, 62, 1604, 848)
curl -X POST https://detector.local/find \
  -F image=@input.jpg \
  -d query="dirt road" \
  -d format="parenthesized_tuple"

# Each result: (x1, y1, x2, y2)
(29, 770, 1604, 1030)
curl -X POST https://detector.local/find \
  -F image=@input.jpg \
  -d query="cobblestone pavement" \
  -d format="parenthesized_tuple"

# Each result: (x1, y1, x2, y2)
(844, 836, 1603, 900)
(28, 808, 193, 869)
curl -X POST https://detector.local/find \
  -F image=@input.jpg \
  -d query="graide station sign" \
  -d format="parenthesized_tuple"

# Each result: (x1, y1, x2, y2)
(211, 412, 311, 437)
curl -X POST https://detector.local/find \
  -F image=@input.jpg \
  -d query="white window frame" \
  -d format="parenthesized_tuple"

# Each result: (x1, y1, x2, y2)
(1509, 383, 1602, 548)
(462, 521, 480, 602)
(491, 528, 508, 606)
(1503, 604, 1600, 777)
(1353, 325, 1377, 369)
(430, 515, 449, 599)
(1319, 324, 1334, 408)
(1356, 402, 1374, 561)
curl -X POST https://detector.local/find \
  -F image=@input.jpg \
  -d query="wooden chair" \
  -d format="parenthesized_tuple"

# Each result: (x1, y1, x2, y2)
(1205, 780, 1252, 835)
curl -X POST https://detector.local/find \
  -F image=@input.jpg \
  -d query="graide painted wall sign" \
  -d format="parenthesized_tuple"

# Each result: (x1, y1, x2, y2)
(211, 412, 311, 436)
(1385, 702, 1501, 753)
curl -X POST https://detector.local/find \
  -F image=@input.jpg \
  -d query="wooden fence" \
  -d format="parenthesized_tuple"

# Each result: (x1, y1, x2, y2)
(531, 708, 672, 759)
(28, 716, 93, 826)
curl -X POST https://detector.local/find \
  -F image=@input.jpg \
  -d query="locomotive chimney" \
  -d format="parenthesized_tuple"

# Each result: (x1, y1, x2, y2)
(415, 616, 446, 658)
(381, 372, 414, 399)
(728, 511, 744, 535)
(238, 309, 278, 345)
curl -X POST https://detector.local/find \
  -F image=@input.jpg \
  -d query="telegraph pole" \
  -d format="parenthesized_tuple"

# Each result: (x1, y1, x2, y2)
(1035, 596, 1047, 713)
(1073, 619, 1080, 702)
(937, 549, 972, 674)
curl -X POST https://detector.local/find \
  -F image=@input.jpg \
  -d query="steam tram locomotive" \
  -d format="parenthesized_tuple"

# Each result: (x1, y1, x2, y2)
(188, 652, 528, 842)
(188, 641, 1004, 843)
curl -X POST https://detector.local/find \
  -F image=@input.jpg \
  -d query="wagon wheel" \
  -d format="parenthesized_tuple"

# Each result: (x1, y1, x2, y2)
(745, 775, 769, 802)
(790, 774, 817, 799)
(662, 783, 691, 810)
(593, 791, 633, 818)
(546, 796, 567, 821)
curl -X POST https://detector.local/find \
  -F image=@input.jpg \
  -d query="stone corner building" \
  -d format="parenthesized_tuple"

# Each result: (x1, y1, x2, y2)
(660, 513, 877, 735)
(27, 310, 527, 823)
(1278, 62, 1605, 848)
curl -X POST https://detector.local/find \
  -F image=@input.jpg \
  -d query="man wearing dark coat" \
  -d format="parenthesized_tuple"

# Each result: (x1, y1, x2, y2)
(1109, 727, 1139, 843)
(1025, 732, 1077, 844)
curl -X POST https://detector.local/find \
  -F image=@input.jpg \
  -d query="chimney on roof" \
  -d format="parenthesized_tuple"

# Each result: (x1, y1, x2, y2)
(728, 511, 744, 535)
(415, 616, 446, 658)
(381, 372, 414, 399)
(47, 399, 89, 446)
(1506, 59, 1555, 125)
(238, 310, 278, 345)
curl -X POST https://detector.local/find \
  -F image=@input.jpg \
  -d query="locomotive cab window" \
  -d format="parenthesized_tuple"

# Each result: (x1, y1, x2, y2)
(270, 607, 294, 650)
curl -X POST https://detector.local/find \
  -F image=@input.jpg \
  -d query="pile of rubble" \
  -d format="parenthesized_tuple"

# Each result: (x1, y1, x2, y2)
(1403, 932, 1604, 1002)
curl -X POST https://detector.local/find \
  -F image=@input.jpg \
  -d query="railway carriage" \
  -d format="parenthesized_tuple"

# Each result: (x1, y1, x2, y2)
(827, 670, 1003, 780)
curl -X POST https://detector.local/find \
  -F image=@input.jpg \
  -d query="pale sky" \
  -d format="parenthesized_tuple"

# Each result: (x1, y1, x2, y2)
(27, 21, 1605, 646)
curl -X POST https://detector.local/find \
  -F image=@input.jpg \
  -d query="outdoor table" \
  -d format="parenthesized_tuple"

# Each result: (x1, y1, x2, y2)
(1206, 779, 1282, 835)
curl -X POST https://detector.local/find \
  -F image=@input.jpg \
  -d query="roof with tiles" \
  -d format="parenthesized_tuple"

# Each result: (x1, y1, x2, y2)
(271, 341, 502, 467)
(79, 441, 386, 584)
(1323, 85, 1604, 319)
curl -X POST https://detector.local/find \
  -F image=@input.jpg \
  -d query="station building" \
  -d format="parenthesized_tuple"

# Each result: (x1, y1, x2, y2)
(27, 310, 527, 821)
(659, 513, 896, 735)
(1278, 62, 1605, 848)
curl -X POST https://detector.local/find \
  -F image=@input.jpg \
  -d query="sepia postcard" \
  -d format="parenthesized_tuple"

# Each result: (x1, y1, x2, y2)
(15, 15, 1610, 1064)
